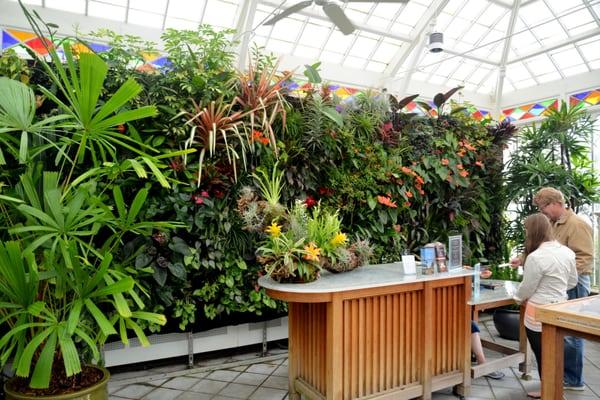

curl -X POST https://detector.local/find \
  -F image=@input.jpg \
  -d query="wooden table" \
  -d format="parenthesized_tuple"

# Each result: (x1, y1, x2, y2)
(468, 280, 530, 379)
(259, 264, 474, 400)
(537, 295, 600, 399)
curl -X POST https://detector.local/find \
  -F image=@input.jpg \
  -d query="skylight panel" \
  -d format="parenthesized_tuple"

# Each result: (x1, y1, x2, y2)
(519, 1, 554, 25)
(270, 17, 303, 42)
(321, 50, 344, 64)
(589, 60, 600, 69)
(435, 58, 461, 77)
(202, 0, 238, 28)
(462, 23, 490, 45)
(457, 0, 487, 22)
(466, 66, 491, 85)
(370, 40, 401, 64)
(506, 62, 532, 82)
(510, 30, 540, 54)
(444, 0, 466, 15)
(578, 39, 600, 62)
(562, 64, 588, 77)
(449, 63, 475, 81)
(343, 55, 368, 69)
(129, 0, 167, 14)
(410, 71, 429, 82)
(559, 8, 594, 32)
(297, 22, 331, 49)
(367, 15, 391, 29)
(502, 79, 515, 94)
(348, 35, 378, 58)
(476, 4, 506, 27)
(128, 10, 164, 28)
(365, 61, 387, 73)
(345, 2, 372, 13)
(88, 1, 126, 22)
(390, 22, 413, 36)
(435, 13, 453, 32)
(568, 21, 596, 36)
(46, 0, 85, 13)
(551, 46, 584, 69)
(294, 45, 321, 60)
(477, 69, 498, 93)
(428, 74, 446, 85)
(372, 3, 405, 19)
(524, 54, 558, 75)
(323, 30, 355, 54)
(536, 71, 562, 83)
(444, 17, 469, 40)
(544, 0, 572, 14)
(265, 38, 293, 54)
(252, 9, 276, 37)
(398, 2, 427, 26)
(164, 18, 198, 30)
(512, 78, 537, 90)
(344, 8, 370, 25)
(531, 21, 568, 47)
(166, 0, 205, 20)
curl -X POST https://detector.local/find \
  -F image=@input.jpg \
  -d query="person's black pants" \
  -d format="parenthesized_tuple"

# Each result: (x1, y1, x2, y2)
(526, 327, 542, 377)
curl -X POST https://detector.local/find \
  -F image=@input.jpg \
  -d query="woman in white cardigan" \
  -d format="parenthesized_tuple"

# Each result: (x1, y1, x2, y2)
(513, 213, 578, 399)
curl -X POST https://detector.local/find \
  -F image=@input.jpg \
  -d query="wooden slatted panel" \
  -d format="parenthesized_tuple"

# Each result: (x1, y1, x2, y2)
(341, 292, 423, 399)
(431, 284, 464, 376)
(297, 303, 327, 396)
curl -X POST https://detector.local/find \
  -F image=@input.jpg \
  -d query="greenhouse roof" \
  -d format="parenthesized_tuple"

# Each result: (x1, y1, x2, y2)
(2, 0, 600, 110)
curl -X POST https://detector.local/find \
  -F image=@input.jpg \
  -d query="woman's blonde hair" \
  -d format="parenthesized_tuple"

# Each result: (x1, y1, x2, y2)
(524, 213, 553, 260)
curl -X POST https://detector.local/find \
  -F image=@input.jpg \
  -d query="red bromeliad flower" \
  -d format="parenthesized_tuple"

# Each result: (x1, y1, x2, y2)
(403, 201, 411, 207)
(405, 191, 413, 198)
(475, 161, 484, 167)
(459, 170, 469, 177)
(305, 195, 317, 208)
(441, 158, 449, 166)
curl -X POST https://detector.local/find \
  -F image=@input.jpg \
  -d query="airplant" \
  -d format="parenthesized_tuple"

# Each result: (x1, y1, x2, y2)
(0, 3, 178, 393)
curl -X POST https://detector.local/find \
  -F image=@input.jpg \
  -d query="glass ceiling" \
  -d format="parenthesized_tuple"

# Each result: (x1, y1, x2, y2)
(7, 0, 600, 101)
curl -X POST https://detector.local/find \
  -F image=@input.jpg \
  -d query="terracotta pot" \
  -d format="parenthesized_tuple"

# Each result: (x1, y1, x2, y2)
(4, 366, 109, 400)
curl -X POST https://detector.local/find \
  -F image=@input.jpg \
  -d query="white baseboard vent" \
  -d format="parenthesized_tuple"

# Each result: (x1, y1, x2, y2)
(102, 316, 288, 367)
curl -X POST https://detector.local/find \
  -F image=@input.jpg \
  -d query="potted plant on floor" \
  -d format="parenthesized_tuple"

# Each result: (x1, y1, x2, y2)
(0, 7, 180, 398)
(489, 264, 522, 341)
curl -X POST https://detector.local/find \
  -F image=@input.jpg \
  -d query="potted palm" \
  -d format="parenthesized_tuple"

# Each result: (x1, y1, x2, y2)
(0, 8, 183, 397)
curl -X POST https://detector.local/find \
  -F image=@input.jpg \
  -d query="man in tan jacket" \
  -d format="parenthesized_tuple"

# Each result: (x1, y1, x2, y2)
(533, 187, 593, 391)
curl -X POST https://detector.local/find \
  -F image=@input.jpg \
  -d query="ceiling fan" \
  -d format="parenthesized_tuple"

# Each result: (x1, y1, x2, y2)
(264, 0, 409, 35)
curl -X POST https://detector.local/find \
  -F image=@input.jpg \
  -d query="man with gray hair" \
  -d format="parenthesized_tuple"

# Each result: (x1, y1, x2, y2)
(533, 187, 593, 391)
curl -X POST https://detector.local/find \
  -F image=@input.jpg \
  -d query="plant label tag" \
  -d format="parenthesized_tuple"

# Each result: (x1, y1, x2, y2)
(401, 255, 416, 275)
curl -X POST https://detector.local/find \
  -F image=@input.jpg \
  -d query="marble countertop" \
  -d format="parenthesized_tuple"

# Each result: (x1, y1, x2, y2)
(258, 263, 474, 294)
(468, 279, 520, 305)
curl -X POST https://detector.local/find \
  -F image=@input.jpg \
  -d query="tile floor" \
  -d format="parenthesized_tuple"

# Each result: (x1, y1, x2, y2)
(108, 318, 600, 400)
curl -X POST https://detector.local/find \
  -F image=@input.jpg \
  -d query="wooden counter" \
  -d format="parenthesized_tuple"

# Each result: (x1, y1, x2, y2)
(259, 264, 474, 400)
(537, 295, 600, 400)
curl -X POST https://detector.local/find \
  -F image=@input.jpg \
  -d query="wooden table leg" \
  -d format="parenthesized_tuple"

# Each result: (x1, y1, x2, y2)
(288, 303, 300, 400)
(541, 324, 564, 400)
(518, 305, 531, 378)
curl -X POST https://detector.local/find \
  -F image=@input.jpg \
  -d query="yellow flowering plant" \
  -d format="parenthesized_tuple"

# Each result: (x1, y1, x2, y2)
(256, 202, 373, 282)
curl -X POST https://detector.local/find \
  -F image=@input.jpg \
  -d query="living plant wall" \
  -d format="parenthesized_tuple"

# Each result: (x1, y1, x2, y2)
(0, 22, 515, 334)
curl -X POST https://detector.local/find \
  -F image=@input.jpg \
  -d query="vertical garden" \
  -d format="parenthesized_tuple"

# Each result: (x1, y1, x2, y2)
(0, 21, 517, 341)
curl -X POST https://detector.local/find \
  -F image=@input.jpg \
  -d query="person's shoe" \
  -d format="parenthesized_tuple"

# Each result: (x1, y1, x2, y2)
(563, 384, 585, 391)
(484, 371, 504, 380)
(527, 391, 541, 399)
